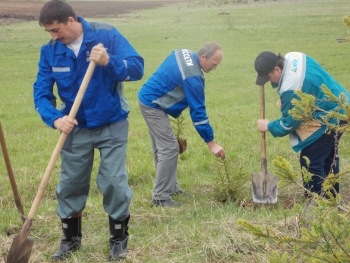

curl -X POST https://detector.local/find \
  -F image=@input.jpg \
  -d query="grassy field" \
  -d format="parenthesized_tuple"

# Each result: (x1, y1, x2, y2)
(1, 0, 350, 262)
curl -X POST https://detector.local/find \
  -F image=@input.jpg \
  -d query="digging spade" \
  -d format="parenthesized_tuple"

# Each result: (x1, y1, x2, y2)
(251, 84, 278, 203)
(6, 61, 96, 263)
(0, 121, 26, 222)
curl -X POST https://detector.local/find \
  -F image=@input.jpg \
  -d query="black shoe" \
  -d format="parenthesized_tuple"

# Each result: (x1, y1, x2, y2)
(109, 236, 128, 261)
(171, 189, 191, 197)
(51, 238, 81, 260)
(152, 199, 182, 207)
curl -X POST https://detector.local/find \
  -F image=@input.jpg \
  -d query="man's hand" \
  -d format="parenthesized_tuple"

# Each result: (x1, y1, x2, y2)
(257, 119, 269, 132)
(90, 43, 109, 66)
(53, 116, 78, 134)
(207, 140, 226, 160)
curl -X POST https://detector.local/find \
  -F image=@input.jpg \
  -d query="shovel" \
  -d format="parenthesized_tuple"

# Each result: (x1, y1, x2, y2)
(251, 84, 278, 204)
(0, 121, 26, 222)
(6, 61, 96, 263)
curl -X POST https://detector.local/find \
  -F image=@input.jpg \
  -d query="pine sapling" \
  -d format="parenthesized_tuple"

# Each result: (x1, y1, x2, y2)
(170, 113, 187, 154)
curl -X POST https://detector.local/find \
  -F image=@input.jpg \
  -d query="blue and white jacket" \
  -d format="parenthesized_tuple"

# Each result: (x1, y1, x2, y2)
(138, 49, 214, 143)
(268, 52, 350, 152)
(33, 17, 144, 128)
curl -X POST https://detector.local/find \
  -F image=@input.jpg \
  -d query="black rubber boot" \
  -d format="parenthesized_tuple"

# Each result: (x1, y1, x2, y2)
(51, 215, 82, 261)
(109, 215, 130, 261)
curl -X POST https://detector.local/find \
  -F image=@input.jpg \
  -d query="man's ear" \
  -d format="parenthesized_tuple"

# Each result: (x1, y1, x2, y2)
(67, 16, 76, 23)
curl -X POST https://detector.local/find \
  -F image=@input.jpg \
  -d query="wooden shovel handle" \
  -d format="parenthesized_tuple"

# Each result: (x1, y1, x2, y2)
(25, 61, 96, 222)
(0, 121, 25, 221)
(260, 85, 268, 175)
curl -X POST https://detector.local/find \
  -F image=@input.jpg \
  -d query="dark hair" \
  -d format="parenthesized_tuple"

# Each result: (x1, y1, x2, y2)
(198, 42, 221, 58)
(276, 53, 285, 70)
(39, 0, 77, 26)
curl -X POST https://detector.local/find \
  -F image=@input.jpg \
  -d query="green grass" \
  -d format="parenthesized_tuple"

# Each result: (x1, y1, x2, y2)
(1, 0, 350, 262)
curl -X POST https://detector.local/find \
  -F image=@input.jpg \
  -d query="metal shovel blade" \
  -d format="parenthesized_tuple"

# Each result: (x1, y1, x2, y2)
(7, 236, 34, 263)
(251, 171, 278, 203)
(7, 219, 34, 263)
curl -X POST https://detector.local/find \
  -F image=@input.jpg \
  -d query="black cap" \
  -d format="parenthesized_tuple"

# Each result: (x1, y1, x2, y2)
(254, 51, 278, 85)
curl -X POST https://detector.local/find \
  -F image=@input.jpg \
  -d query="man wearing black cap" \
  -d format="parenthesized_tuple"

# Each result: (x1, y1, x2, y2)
(254, 51, 350, 197)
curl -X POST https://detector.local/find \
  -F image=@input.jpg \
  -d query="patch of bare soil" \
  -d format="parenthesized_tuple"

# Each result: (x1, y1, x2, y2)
(0, 1, 180, 24)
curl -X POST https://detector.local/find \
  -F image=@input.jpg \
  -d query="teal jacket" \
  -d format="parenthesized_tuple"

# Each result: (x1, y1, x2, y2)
(268, 52, 350, 152)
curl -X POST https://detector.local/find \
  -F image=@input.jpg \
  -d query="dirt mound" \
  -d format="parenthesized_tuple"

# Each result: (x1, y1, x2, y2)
(0, 1, 178, 24)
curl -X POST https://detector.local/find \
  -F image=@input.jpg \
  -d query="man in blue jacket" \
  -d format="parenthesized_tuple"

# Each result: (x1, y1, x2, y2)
(138, 43, 226, 207)
(33, 0, 144, 260)
(254, 51, 349, 198)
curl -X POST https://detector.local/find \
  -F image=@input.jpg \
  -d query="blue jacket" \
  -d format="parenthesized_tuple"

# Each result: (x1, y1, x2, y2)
(138, 49, 214, 143)
(33, 17, 144, 128)
(268, 52, 350, 152)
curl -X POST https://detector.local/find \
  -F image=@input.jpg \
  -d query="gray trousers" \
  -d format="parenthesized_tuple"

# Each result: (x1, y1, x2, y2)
(138, 102, 181, 201)
(56, 120, 132, 221)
